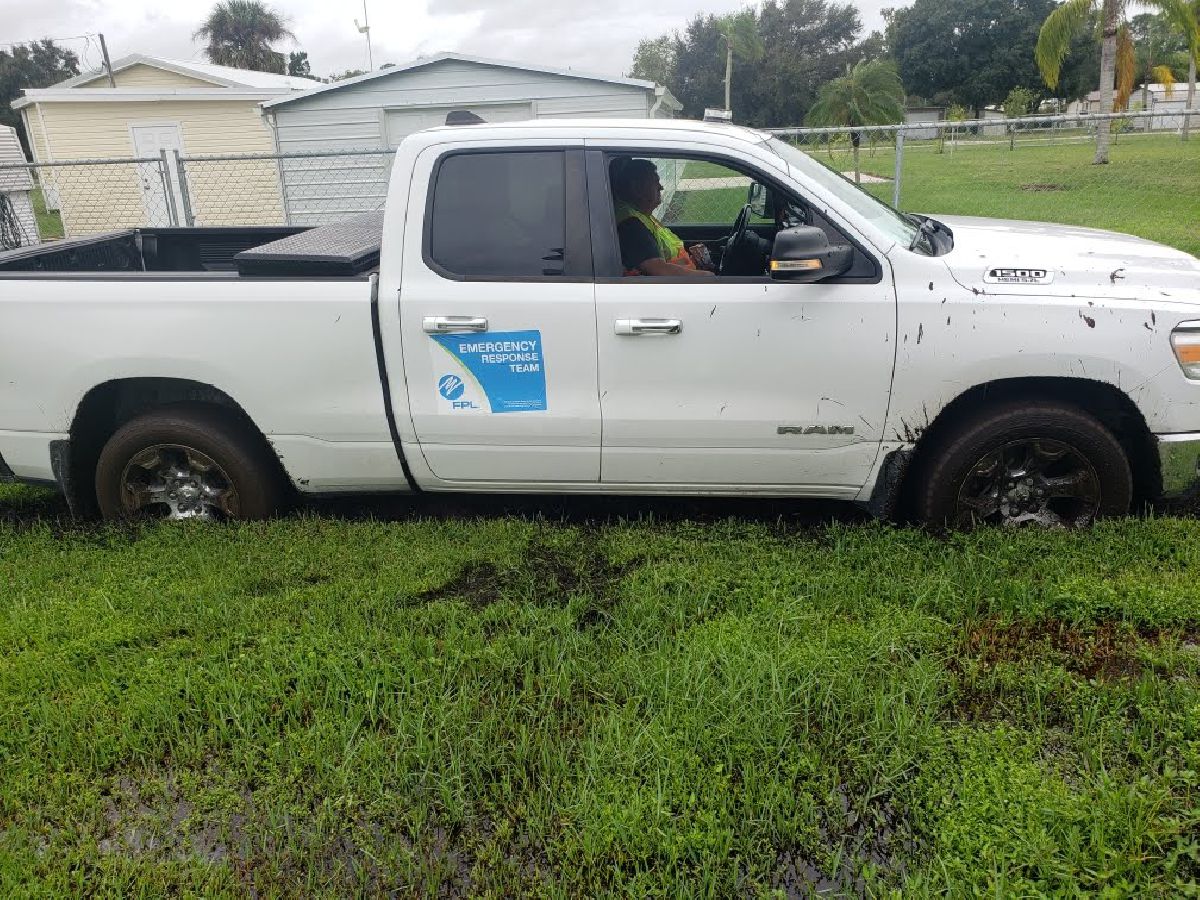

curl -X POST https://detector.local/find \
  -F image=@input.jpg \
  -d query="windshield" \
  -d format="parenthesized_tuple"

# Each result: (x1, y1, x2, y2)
(762, 136, 920, 249)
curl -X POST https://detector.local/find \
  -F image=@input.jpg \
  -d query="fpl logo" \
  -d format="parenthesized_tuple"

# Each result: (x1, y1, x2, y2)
(438, 374, 479, 410)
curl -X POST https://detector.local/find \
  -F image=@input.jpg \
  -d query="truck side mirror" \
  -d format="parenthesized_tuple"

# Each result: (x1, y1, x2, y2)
(747, 181, 770, 218)
(769, 226, 853, 283)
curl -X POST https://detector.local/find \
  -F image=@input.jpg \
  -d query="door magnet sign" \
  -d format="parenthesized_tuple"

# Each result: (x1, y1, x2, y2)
(429, 329, 547, 413)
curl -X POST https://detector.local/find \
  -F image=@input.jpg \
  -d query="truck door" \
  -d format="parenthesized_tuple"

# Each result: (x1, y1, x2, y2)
(588, 149, 896, 493)
(395, 147, 600, 483)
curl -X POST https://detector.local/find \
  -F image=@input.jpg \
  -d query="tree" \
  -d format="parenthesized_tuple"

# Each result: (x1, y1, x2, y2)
(890, 0, 1059, 117)
(0, 41, 79, 156)
(628, 35, 677, 85)
(1003, 85, 1039, 116)
(647, 0, 868, 126)
(1160, 0, 1199, 139)
(716, 11, 764, 111)
(1035, 0, 1191, 162)
(194, 0, 294, 74)
(287, 51, 311, 79)
(805, 60, 905, 183)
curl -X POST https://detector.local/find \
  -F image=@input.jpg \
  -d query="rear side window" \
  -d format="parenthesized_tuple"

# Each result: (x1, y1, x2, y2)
(428, 151, 566, 278)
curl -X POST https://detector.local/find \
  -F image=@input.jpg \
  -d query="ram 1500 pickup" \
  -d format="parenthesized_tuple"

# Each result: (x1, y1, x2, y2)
(2, 118, 1199, 527)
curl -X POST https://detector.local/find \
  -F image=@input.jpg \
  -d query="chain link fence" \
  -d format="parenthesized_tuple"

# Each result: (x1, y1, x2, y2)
(0, 109, 1196, 258)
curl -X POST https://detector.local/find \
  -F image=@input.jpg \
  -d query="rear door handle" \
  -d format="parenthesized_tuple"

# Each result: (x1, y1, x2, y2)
(423, 315, 488, 333)
(615, 318, 682, 336)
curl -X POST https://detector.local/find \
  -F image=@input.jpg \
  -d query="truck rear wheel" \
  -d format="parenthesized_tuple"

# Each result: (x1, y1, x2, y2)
(914, 401, 1132, 529)
(95, 404, 284, 521)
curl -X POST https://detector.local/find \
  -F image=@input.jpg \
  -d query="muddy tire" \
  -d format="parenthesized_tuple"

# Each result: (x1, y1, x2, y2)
(914, 401, 1132, 529)
(95, 404, 285, 521)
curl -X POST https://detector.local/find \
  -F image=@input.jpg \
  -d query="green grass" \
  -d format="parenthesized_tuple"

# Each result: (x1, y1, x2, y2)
(667, 134, 1199, 257)
(3, 481, 1200, 895)
(29, 187, 63, 241)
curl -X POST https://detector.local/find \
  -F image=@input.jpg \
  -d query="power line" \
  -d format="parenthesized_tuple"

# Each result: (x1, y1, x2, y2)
(0, 33, 98, 51)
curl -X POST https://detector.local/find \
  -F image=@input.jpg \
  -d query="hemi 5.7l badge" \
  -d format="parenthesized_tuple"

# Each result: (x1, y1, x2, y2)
(984, 267, 1053, 285)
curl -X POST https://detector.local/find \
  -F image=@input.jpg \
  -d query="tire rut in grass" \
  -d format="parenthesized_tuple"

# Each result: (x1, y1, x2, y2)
(414, 532, 643, 628)
(947, 617, 1200, 721)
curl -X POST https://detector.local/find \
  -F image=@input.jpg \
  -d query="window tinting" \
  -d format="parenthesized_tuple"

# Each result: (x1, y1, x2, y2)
(429, 151, 566, 278)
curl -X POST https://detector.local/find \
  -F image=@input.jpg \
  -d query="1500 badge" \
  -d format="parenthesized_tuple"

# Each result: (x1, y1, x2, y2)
(984, 267, 1053, 285)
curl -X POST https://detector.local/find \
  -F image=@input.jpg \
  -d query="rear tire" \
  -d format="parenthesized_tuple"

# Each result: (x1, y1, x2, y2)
(914, 401, 1132, 529)
(95, 404, 285, 521)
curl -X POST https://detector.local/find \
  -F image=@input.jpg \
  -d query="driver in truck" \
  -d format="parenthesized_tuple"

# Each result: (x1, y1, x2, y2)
(610, 157, 715, 277)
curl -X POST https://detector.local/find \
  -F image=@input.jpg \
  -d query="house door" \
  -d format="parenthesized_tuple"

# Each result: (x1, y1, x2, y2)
(130, 123, 185, 225)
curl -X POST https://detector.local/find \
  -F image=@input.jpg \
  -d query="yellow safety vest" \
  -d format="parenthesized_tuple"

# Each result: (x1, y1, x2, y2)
(614, 201, 696, 275)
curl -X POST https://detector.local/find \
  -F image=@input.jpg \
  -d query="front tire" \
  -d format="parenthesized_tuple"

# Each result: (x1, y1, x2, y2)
(95, 404, 284, 521)
(914, 401, 1132, 529)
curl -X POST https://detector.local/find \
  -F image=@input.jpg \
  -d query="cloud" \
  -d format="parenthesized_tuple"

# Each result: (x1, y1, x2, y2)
(4, 0, 896, 84)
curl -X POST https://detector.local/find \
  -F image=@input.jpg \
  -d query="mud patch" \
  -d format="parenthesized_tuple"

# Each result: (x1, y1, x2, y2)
(953, 617, 1179, 681)
(750, 787, 916, 897)
(414, 533, 643, 627)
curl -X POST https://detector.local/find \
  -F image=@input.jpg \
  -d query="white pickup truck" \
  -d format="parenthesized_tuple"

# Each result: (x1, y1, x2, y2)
(2, 118, 1199, 527)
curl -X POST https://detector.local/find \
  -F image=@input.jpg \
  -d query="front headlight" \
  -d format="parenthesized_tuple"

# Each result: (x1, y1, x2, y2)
(1171, 323, 1200, 379)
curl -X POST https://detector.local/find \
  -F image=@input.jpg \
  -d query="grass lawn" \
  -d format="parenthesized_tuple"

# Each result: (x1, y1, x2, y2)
(669, 134, 1200, 257)
(3, 481, 1200, 895)
(30, 187, 63, 241)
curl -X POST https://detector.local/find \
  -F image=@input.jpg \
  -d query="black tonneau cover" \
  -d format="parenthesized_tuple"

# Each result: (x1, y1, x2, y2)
(234, 212, 385, 277)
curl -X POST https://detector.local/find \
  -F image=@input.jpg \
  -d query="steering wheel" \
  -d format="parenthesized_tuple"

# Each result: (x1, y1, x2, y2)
(719, 203, 753, 276)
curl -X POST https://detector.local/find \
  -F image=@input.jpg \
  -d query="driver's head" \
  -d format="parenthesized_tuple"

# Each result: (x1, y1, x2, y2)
(611, 157, 662, 214)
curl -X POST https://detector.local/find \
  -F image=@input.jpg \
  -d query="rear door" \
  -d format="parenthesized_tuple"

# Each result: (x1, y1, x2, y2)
(396, 146, 601, 483)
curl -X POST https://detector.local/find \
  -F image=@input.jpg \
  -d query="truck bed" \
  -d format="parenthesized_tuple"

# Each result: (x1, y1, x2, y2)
(0, 213, 385, 278)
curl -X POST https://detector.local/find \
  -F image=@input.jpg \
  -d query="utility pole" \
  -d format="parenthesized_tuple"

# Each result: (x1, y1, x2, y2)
(354, 0, 373, 72)
(98, 33, 116, 87)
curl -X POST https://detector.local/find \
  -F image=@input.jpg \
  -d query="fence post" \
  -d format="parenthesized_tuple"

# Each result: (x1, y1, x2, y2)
(172, 150, 195, 227)
(158, 149, 179, 226)
(892, 128, 904, 209)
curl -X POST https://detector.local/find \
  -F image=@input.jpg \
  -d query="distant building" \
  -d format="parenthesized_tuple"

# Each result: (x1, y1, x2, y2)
(12, 54, 314, 233)
(903, 107, 945, 140)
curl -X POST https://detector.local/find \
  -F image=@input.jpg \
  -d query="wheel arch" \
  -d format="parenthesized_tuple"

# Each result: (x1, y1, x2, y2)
(891, 376, 1159, 520)
(66, 377, 290, 518)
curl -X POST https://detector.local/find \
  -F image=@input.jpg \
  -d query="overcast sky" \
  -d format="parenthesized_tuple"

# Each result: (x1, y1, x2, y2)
(2, 0, 897, 82)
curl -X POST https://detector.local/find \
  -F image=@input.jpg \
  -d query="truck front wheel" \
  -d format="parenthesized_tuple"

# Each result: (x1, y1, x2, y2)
(95, 404, 285, 521)
(914, 401, 1132, 529)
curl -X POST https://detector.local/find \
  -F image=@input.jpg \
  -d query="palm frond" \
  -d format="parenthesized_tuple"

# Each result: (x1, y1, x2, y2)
(1036, 0, 1098, 89)
(1145, 0, 1200, 60)
(717, 11, 764, 64)
(1152, 64, 1177, 97)
(1115, 22, 1136, 110)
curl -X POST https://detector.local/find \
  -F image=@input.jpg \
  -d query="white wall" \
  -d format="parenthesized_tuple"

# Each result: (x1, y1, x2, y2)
(269, 59, 659, 224)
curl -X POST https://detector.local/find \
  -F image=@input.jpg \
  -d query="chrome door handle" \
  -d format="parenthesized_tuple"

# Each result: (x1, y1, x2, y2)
(422, 315, 488, 333)
(615, 318, 682, 336)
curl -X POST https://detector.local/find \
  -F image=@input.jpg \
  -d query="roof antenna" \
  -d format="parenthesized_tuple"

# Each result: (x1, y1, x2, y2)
(354, 0, 373, 71)
(445, 110, 485, 126)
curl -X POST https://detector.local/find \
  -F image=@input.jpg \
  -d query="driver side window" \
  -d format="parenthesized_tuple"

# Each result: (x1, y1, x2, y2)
(604, 153, 781, 279)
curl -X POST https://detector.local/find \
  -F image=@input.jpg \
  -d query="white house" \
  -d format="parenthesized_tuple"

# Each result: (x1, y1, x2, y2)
(0, 125, 38, 249)
(259, 52, 681, 224)
(12, 54, 314, 233)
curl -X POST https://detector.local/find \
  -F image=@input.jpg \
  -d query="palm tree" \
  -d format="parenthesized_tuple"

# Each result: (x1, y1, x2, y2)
(1036, 0, 1193, 162)
(194, 0, 294, 74)
(715, 11, 763, 113)
(805, 60, 905, 185)
(1164, 0, 1200, 139)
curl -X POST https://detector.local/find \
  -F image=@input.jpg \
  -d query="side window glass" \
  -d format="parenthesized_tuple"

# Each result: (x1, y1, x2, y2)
(429, 151, 565, 278)
(653, 158, 771, 227)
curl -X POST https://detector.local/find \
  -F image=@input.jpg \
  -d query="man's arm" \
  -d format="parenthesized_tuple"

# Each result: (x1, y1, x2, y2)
(638, 257, 716, 277)
(619, 219, 715, 277)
